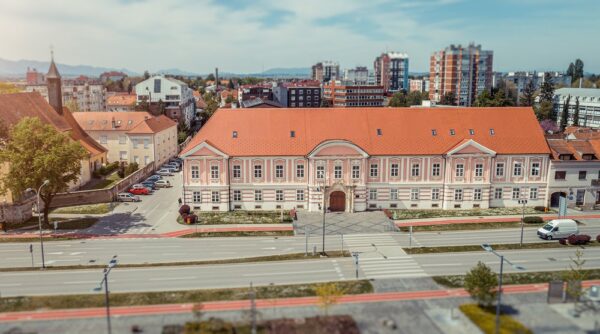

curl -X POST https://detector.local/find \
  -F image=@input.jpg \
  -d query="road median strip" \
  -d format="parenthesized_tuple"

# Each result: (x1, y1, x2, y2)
(433, 269, 600, 288)
(404, 241, 600, 254)
(0, 251, 350, 272)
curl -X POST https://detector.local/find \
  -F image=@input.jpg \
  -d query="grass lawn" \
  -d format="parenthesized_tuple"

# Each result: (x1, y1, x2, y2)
(0, 236, 80, 243)
(51, 203, 116, 215)
(390, 207, 549, 220)
(178, 210, 293, 225)
(433, 269, 600, 289)
(88, 172, 122, 190)
(404, 241, 600, 254)
(0, 251, 350, 272)
(397, 221, 543, 232)
(181, 230, 295, 238)
(4, 217, 98, 231)
(460, 304, 532, 334)
(0, 280, 373, 312)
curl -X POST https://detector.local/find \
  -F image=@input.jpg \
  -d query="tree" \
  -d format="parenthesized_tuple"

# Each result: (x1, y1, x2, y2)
(406, 91, 423, 106)
(539, 119, 559, 133)
(143, 70, 150, 80)
(566, 62, 575, 79)
(520, 79, 536, 107)
(563, 249, 588, 311)
(440, 91, 456, 105)
(64, 99, 80, 112)
(206, 73, 215, 81)
(574, 59, 584, 83)
(464, 261, 498, 307)
(227, 79, 235, 90)
(0, 82, 22, 94)
(0, 119, 8, 140)
(539, 73, 555, 103)
(535, 101, 553, 121)
(473, 90, 495, 107)
(157, 99, 166, 115)
(572, 97, 580, 126)
(560, 95, 571, 130)
(200, 92, 219, 122)
(388, 91, 408, 107)
(315, 282, 344, 316)
(0, 117, 87, 227)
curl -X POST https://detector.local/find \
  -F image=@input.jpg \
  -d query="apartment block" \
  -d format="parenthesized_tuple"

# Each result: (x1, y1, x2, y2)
(374, 52, 409, 93)
(322, 81, 384, 107)
(273, 81, 322, 108)
(311, 61, 340, 83)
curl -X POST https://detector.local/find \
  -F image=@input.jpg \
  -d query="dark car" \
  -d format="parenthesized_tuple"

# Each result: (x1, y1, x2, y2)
(141, 181, 156, 190)
(147, 175, 162, 181)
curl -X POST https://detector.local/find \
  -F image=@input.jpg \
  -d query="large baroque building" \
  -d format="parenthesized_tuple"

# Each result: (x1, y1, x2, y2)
(180, 107, 550, 212)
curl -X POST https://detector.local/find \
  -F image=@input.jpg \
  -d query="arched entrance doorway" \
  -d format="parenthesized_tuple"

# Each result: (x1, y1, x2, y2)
(550, 192, 567, 208)
(329, 191, 346, 212)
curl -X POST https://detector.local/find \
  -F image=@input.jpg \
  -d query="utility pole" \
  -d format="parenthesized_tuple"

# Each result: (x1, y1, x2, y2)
(94, 255, 118, 334)
(250, 282, 257, 334)
(519, 199, 527, 247)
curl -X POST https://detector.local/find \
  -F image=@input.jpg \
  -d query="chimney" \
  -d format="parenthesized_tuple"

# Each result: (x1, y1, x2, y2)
(215, 67, 219, 91)
(111, 117, 116, 129)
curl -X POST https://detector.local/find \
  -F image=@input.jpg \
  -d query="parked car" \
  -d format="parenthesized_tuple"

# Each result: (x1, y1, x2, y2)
(147, 175, 162, 181)
(141, 181, 156, 189)
(162, 164, 180, 172)
(170, 157, 182, 164)
(154, 179, 172, 188)
(156, 169, 173, 176)
(118, 193, 141, 202)
(537, 219, 579, 240)
(131, 183, 147, 190)
(129, 187, 150, 195)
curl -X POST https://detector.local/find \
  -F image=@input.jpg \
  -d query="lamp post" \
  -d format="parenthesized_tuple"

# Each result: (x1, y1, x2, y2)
(94, 255, 118, 334)
(518, 199, 528, 247)
(321, 183, 327, 254)
(481, 244, 526, 334)
(25, 180, 49, 269)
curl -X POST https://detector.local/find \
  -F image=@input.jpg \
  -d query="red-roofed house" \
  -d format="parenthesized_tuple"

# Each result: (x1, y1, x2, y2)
(106, 94, 137, 112)
(180, 107, 551, 212)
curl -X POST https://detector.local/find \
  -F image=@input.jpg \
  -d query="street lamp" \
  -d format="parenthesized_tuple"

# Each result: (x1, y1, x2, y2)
(481, 244, 526, 334)
(94, 255, 118, 334)
(25, 180, 49, 269)
(518, 199, 528, 247)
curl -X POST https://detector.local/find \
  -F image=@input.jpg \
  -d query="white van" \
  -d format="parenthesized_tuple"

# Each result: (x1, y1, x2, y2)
(537, 219, 579, 240)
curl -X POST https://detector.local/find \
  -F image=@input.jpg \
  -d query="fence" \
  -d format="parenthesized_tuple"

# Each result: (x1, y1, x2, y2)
(49, 162, 157, 208)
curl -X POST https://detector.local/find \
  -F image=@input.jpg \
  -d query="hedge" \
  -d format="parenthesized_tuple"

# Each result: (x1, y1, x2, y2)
(523, 216, 543, 224)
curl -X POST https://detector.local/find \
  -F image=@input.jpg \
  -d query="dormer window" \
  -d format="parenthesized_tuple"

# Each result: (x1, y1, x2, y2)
(232, 131, 238, 138)
(376, 129, 382, 136)
(450, 129, 455, 136)
(431, 129, 437, 136)
(290, 130, 296, 138)
(490, 128, 495, 135)
(559, 154, 573, 161)
(469, 129, 475, 135)
(582, 154, 596, 160)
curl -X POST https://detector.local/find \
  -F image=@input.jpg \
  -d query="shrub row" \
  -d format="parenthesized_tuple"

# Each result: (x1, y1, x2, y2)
(178, 205, 197, 224)
(559, 234, 593, 245)
(523, 216, 543, 224)
(92, 161, 120, 178)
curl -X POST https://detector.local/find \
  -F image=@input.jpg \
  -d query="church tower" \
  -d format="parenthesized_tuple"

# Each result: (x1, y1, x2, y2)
(46, 51, 63, 114)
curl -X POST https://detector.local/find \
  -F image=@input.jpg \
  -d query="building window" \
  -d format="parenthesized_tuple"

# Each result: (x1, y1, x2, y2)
(254, 165, 262, 178)
(530, 188, 538, 200)
(296, 189, 304, 201)
(119, 135, 126, 144)
(210, 165, 219, 179)
(191, 166, 199, 179)
(370, 164, 378, 177)
(475, 164, 483, 177)
(119, 151, 127, 160)
(233, 190, 241, 201)
(100, 135, 107, 144)
(255, 190, 262, 201)
(512, 187, 520, 199)
(275, 165, 284, 178)
(496, 163, 505, 177)
(474, 188, 482, 201)
(410, 189, 419, 200)
(531, 162, 540, 176)
(411, 163, 420, 177)
(431, 188, 440, 200)
(369, 189, 377, 200)
(432, 163, 440, 177)
(296, 164, 304, 178)
(494, 188, 503, 200)
(513, 163, 522, 176)
(233, 165, 241, 178)
(334, 165, 342, 179)
(579, 171, 587, 180)
(193, 191, 201, 203)
(211, 191, 220, 203)
(390, 163, 399, 177)
(276, 190, 284, 202)
(144, 138, 150, 149)
(390, 189, 398, 200)
(454, 189, 463, 201)
(455, 164, 464, 177)
(352, 165, 360, 179)
(554, 171, 566, 180)
(316, 165, 325, 179)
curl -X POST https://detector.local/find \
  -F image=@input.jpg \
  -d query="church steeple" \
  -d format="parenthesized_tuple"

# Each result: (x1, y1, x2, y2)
(46, 50, 63, 114)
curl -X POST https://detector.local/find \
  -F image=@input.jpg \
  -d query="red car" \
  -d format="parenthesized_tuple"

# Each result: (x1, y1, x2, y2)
(129, 187, 150, 195)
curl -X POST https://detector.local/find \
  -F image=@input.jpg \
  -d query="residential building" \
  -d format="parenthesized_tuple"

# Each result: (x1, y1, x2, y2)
(343, 66, 369, 85)
(322, 81, 384, 107)
(374, 52, 409, 93)
(409, 78, 430, 93)
(501, 71, 571, 97)
(25, 81, 107, 111)
(429, 43, 494, 106)
(552, 88, 600, 128)
(26, 67, 45, 85)
(237, 84, 273, 103)
(100, 71, 127, 83)
(73, 112, 178, 167)
(311, 61, 340, 83)
(180, 107, 549, 212)
(106, 94, 136, 112)
(546, 136, 600, 209)
(273, 81, 322, 108)
(135, 75, 196, 127)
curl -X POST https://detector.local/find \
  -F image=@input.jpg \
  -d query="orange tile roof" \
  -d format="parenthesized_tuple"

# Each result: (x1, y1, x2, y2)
(181, 107, 551, 157)
(61, 107, 107, 156)
(128, 115, 177, 134)
(547, 138, 600, 160)
(106, 94, 136, 106)
(73, 112, 153, 131)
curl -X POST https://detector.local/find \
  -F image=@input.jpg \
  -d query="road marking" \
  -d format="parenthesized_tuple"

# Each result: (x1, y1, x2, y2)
(162, 253, 187, 256)
(243, 269, 335, 277)
(63, 281, 99, 285)
(69, 252, 85, 256)
(47, 252, 64, 255)
(149, 276, 197, 281)
(0, 283, 22, 287)
(261, 247, 277, 250)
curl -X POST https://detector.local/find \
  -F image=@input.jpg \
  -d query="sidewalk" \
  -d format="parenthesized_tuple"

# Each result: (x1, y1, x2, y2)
(2, 280, 598, 323)
(396, 213, 600, 227)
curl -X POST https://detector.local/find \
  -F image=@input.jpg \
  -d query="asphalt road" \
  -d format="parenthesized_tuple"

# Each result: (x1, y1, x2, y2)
(1, 248, 599, 297)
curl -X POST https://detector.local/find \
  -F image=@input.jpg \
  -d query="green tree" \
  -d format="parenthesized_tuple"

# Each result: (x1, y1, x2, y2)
(0, 117, 87, 227)
(563, 249, 588, 311)
(200, 92, 219, 121)
(574, 59, 584, 83)
(535, 101, 553, 121)
(143, 70, 150, 80)
(206, 73, 215, 82)
(440, 91, 456, 105)
(64, 99, 80, 112)
(406, 91, 423, 106)
(572, 97, 580, 127)
(539, 73, 555, 103)
(474, 90, 495, 107)
(227, 79, 235, 90)
(566, 63, 575, 79)
(560, 95, 571, 130)
(0, 82, 22, 94)
(464, 261, 498, 307)
(520, 79, 536, 107)
(124, 162, 139, 177)
(157, 99, 165, 115)
(388, 91, 408, 107)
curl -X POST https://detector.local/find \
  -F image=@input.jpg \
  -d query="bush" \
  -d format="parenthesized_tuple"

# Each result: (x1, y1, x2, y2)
(179, 205, 191, 215)
(124, 162, 139, 177)
(523, 216, 543, 224)
(559, 238, 567, 245)
(567, 234, 591, 245)
(534, 206, 547, 212)
(464, 261, 497, 307)
(597, 234, 600, 243)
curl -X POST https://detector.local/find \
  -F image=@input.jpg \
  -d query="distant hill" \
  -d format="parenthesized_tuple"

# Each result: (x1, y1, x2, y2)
(0, 57, 138, 78)
(156, 68, 201, 76)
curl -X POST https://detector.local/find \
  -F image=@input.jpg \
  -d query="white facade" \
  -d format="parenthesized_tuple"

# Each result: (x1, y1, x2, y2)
(25, 83, 106, 111)
(546, 160, 600, 209)
(553, 88, 600, 128)
(135, 75, 196, 127)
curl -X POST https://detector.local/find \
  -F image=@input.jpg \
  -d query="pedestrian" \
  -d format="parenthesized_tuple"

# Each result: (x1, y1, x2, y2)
(178, 198, 182, 206)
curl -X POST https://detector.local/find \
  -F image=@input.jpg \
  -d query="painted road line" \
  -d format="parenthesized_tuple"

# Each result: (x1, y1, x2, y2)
(149, 276, 197, 281)
(242, 269, 336, 277)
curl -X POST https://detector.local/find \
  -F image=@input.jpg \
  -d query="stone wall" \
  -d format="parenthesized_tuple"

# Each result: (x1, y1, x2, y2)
(0, 196, 35, 224)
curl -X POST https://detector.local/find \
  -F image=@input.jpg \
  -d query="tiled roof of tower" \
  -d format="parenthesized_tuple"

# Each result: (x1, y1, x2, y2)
(181, 107, 551, 157)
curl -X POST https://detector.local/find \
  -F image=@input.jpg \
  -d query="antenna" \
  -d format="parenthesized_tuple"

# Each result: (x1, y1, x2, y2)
(50, 44, 54, 61)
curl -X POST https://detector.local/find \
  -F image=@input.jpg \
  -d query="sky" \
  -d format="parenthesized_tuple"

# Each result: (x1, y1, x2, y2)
(1, 0, 599, 74)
